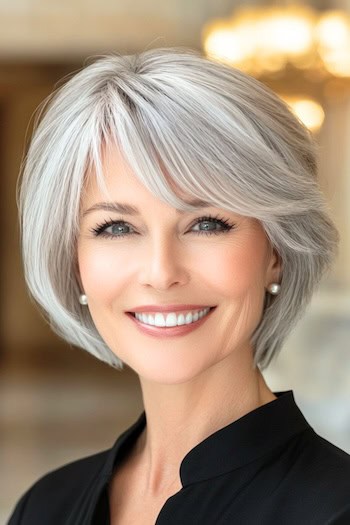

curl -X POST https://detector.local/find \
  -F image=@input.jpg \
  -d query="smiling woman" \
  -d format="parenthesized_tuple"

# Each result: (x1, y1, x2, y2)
(8, 47, 350, 524)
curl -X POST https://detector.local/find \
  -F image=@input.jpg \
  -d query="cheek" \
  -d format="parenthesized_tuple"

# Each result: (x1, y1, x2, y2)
(203, 240, 267, 299)
(77, 245, 130, 304)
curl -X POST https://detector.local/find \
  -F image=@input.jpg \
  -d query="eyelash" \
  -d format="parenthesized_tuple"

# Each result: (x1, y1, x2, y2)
(89, 214, 235, 240)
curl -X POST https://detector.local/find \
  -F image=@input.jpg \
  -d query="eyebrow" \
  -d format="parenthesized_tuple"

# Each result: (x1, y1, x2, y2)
(82, 199, 212, 217)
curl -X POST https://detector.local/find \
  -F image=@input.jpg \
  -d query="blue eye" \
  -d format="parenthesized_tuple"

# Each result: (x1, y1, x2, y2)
(90, 214, 235, 239)
(191, 216, 234, 236)
(90, 219, 134, 238)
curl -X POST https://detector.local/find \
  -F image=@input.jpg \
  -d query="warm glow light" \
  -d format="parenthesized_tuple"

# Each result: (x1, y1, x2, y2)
(321, 49, 350, 78)
(281, 96, 325, 132)
(316, 11, 350, 49)
(204, 23, 244, 64)
(202, 5, 350, 78)
(257, 8, 314, 57)
(316, 11, 350, 77)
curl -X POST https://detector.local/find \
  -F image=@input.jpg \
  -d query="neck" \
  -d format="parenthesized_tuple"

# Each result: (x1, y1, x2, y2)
(132, 349, 276, 498)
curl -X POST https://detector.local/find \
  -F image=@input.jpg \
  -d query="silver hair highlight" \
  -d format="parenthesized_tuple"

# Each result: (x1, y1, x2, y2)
(18, 47, 339, 370)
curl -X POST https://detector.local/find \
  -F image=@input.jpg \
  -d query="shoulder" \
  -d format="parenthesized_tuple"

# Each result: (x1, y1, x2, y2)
(7, 448, 109, 525)
(7, 413, 145, 525)
(278, 429, 350, 522)
(296, 428, 350, 486)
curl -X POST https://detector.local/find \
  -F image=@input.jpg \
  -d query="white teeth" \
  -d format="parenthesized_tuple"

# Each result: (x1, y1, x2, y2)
(134, 307, 211, 327)
(177, 314, 185, 326)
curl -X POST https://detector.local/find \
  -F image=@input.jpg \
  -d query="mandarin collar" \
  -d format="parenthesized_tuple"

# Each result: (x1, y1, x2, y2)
(101, 390, 311, 487)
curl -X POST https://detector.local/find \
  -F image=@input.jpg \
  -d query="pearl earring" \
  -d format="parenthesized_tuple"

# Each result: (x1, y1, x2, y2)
(79, 293, 88, 305)
(267, 283, 281, 295)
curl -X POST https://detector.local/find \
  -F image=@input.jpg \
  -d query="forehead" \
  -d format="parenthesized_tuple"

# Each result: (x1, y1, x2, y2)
(83, 141, 201, 206)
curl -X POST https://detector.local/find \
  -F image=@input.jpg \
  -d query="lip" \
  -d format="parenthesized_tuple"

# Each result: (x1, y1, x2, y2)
(127, 304, 215, 313)
(125, 307, 216, 338)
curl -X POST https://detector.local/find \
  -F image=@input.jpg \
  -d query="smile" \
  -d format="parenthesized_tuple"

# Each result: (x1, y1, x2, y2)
(125, 307, 216, 338)
(133, 307, 211, 327)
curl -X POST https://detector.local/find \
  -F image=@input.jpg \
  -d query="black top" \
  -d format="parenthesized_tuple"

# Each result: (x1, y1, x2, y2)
(7, 390, 350, 524)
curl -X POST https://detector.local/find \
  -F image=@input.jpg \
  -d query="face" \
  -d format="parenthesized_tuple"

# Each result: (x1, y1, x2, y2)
(77, 145, 281, 385)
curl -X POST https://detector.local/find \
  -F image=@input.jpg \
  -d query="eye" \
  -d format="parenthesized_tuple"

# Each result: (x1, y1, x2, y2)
(191, 215, 235, 236)
(90, 219, 135, 239)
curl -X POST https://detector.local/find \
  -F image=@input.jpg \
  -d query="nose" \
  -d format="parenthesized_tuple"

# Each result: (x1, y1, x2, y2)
(137, 234, 189, 290)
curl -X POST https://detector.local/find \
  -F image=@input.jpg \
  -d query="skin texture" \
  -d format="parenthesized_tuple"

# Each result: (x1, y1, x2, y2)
(77, 143, 282, 513)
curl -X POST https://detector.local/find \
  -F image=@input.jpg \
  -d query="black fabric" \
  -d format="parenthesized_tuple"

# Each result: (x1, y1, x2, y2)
(7, 390, 350, 524)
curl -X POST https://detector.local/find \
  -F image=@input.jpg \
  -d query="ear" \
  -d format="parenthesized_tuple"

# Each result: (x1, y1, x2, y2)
(266, 246, 283, 286)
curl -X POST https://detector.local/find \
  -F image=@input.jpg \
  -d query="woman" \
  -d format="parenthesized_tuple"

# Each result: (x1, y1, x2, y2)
(8, 47, 350, 524)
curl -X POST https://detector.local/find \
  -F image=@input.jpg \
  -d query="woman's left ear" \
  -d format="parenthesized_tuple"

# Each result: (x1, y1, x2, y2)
(269, 248, 283, 283)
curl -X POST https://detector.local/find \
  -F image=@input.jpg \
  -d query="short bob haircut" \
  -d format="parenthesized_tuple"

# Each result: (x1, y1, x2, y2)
(18, 46, 339, 371)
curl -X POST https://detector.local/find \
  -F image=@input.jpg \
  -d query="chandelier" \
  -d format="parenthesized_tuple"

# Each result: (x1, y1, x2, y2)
(201, 5, 350, 131)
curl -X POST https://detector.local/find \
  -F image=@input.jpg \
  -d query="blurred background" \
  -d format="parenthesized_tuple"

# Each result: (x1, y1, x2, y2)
(1, 0, 350, 521)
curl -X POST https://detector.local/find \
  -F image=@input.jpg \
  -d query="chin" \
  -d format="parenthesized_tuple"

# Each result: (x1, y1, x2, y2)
(128, 356, 220, 386)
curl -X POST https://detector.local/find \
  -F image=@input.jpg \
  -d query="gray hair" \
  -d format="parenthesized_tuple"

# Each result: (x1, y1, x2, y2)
(18, 46, 339, 371)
